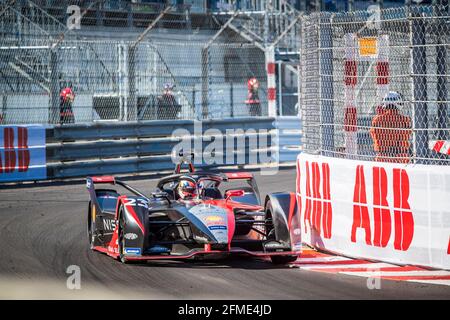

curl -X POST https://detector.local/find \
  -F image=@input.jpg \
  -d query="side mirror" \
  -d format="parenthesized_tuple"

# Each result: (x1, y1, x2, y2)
(152, 191, 171, 204)
(225, 189, 245, 201)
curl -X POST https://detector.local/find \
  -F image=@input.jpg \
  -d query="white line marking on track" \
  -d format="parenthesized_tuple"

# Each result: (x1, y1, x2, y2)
(292, 247, 450, 286)
(407, 279, 450, 286)
(299, 263, 392, 270)
(341, 270, 450, 277)
(293, 256, 351, 264)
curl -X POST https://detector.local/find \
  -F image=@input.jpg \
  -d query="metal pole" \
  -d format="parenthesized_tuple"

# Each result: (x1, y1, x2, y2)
(278, 61, 283, 116)
(230, 82, 234, 118)
(435, 3, 448, 140)
(264, 1, 270, 46)
(320, 12, 335, 156)
(411, 8, 429, 163)
(201, 47, 209, 119)
(49, 50, 59, 125)
(127, 45, 136, 122)
(348, 0, 354, 11)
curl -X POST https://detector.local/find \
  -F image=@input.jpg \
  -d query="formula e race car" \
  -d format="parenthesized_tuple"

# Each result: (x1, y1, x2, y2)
(86, 157, 301, 264)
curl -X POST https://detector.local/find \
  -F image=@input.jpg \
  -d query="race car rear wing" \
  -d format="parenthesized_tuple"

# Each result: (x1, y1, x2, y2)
(86, 176, 148, 200)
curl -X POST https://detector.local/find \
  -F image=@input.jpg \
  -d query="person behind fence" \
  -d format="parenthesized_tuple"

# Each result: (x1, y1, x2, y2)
(59, 86, 75, 124)
(157, 83, 181, 120)
(245, 77, 261, 116)
(370, 91, 412, 163)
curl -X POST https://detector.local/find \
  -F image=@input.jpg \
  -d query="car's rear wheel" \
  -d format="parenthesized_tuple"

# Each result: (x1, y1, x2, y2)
(87, 201, 95, 249)
(265, 200, 298, 265)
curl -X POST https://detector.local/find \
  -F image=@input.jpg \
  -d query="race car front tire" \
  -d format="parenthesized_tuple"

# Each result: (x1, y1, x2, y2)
(118, 206, 129, 264)
(117, 206, 141, 264)
(265, 200, 298, 265)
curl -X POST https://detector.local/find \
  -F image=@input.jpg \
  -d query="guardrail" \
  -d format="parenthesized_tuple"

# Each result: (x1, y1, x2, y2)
(275, 117, 302, 163)
(1, 117, 301, 183)
(47, 118, 276, 179)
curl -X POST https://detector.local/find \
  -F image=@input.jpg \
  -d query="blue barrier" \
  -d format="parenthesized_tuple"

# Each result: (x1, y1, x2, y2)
(1, 117, 301, 182)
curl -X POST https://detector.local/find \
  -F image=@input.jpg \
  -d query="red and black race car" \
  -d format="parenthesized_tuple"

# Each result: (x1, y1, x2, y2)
(86, 157, 301, 264)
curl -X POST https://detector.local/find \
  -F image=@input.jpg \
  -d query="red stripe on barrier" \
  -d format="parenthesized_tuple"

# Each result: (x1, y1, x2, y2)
(344, 60, 357, 86)
(17, 127, 30, 172)
(344, 106, 357, 132)
(4, 128, 15, 173)
(267, 62, 276, 75)
(432, 140, 445, 153)
(268, 88, 276, 101)
(376, 61, 390, 85)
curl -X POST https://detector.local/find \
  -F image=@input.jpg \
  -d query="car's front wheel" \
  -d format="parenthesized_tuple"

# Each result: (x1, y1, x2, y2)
(265, 200, 298, 265)
(117, 206, 129, 263)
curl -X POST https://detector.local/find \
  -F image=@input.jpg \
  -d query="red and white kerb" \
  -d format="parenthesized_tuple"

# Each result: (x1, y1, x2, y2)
(266, 46, 277, 117)
(344, 33, 358, 156)
(429, 140, 450, 155)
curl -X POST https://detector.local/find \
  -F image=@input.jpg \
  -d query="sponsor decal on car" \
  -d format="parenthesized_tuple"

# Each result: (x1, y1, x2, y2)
(124, 233, 138, 240)
(103, 219, 116, 231)
(208, 225, 227, 231)
(189, 204, 229, 244)
(147, 245, 170, 254)
(205, 215, 225, 225)
(125, 248, 141, 255)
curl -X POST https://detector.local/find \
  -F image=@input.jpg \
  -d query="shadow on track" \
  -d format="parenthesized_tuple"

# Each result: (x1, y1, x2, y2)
(94, 251, 292, 271)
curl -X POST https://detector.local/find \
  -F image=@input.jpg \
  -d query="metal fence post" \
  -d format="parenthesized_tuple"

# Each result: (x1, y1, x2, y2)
(201, 47, 209, 119)
(411, 9, 429, 163)
(320, 12, 335, 156)
(266, 45, 277, 117)
(230, 82, 234, 118)
(49, 49, 59, 125)
(435, 4, 448, 141)
(128, 45, 137, 122)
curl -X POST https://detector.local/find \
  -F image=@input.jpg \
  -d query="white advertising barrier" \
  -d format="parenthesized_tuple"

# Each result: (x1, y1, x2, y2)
(0, 125, 47, 182)
(296, 153, 450, 270)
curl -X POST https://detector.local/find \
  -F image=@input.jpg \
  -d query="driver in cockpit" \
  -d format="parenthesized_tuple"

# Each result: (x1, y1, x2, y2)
(177, 180, 197, 200)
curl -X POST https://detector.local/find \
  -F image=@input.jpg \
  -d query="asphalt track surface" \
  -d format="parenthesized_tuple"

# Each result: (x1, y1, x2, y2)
(0, 168, 449, 299)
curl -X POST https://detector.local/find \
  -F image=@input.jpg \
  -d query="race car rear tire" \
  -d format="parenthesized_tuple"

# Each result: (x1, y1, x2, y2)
(270, 255, 298, 265)
(87, 201, 95, 249)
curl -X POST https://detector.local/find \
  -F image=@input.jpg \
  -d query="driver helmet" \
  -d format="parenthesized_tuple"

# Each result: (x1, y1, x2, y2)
(177, 180, 197, 200)
(382, 91, 403, 110)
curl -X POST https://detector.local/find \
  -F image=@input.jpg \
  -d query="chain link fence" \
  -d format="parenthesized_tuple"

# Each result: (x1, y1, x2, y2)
(300, 5, 450, 165)
(0, 1, 269, 124)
